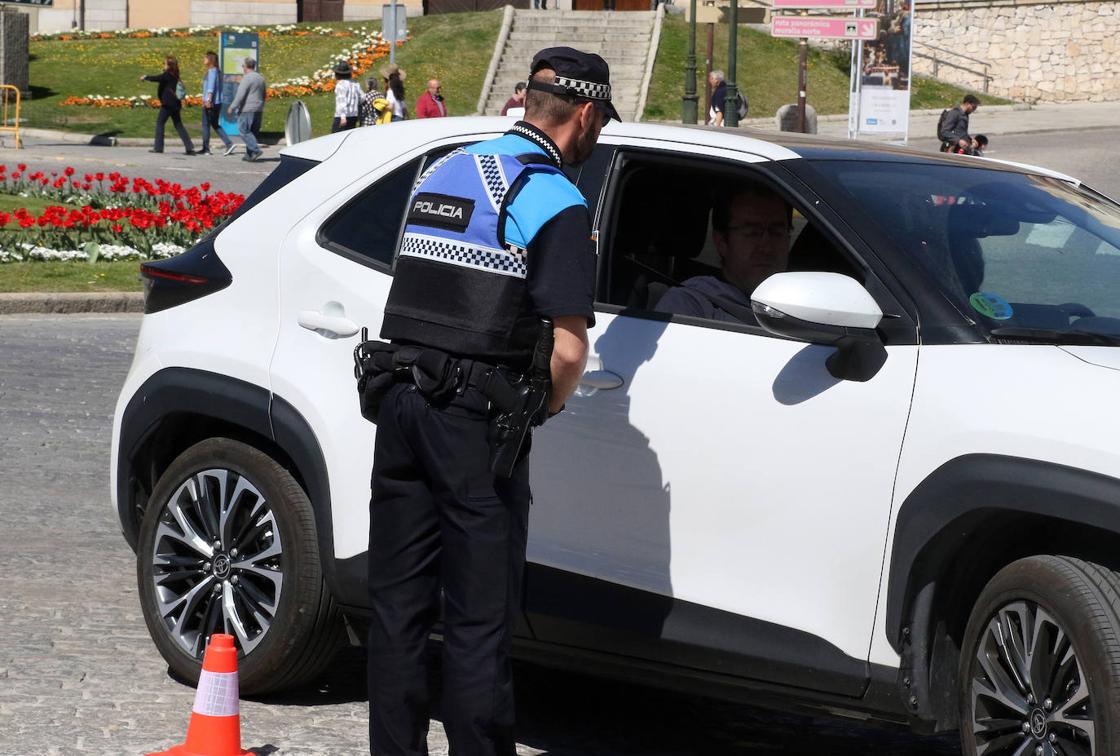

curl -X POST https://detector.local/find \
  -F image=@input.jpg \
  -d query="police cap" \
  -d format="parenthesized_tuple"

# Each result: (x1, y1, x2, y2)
(527, 47, 621, 123)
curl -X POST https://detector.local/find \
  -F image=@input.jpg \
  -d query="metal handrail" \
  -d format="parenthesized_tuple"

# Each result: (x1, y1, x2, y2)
(913, 39, 990, 68)
(912, 41, 993, 93)
(0, 85, 21, 149)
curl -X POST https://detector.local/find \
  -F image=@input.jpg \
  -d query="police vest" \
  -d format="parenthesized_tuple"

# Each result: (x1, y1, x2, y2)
(381, 148, 565, 368)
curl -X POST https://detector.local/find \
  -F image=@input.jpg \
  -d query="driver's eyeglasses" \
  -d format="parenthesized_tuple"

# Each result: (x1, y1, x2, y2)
(725, 222, 791, 242)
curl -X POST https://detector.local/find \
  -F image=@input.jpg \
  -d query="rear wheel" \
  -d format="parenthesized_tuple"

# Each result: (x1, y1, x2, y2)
(958, 555, 1120, 756)
(137, 437, 343, 694)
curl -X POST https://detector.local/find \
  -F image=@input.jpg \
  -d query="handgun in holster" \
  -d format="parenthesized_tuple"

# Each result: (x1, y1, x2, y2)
(487, 317, 554, 478)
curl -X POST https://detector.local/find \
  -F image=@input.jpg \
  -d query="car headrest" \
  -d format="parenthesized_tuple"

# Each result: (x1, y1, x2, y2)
(612, 166, 711, 259)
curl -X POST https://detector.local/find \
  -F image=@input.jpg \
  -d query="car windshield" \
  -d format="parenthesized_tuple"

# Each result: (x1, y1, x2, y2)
(813, 161, 1120, 343)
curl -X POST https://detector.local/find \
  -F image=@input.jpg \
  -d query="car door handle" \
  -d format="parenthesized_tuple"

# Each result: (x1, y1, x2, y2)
(579, 369, 624, 390)
(297, 310, 360, 338)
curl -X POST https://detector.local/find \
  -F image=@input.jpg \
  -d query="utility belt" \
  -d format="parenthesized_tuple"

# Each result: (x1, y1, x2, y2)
(353, 340, 523, 421)
(353, 323, 555, 478)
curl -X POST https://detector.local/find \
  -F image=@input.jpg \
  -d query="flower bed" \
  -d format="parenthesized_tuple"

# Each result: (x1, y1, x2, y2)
(0, 164, 244, 263)
(33, 23, 355, 43)
(61, 26, 406, 109)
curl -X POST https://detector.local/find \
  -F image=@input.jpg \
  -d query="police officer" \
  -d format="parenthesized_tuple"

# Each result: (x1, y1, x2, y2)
(366, 47, 618, 756)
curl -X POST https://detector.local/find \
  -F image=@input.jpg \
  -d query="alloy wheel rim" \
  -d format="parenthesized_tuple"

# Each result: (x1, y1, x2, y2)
(970, 599, 1095, 755)
(148, 468, 284, 659)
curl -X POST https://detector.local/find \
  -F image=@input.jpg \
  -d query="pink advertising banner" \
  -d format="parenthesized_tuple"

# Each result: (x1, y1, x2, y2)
(770, 16, 878, 39)
(772, 0, 876, 7)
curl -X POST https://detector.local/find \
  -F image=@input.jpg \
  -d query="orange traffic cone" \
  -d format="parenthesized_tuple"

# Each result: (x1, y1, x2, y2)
(148, 634, 253, 756)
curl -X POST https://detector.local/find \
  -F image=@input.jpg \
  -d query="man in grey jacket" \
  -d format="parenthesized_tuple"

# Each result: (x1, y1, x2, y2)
(228, 57, 266, 161)
(938, 94, 980, 153)
(656, 186, 791, 323)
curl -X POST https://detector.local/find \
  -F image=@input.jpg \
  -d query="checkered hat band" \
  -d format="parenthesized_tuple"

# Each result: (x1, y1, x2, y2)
(400, 232, 527, 279)
(555, 76, 611, 101)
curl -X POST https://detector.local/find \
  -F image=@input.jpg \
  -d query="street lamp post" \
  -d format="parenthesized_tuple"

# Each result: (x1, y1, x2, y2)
(682, 0, 699, 124)
(725, 0, 740, 127)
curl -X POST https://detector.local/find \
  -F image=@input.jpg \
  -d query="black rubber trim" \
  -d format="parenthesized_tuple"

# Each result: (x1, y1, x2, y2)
(115, 368, 350, 603)
(522, 564, 869, 697)
(117, 368, 271, 548)
(885, 453, 1120, 649)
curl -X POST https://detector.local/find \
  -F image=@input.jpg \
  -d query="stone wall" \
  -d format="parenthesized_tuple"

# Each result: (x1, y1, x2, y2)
(913, 0, 1120, 102)
(84, 0, 129, 30)
(190, 1, 298, 25)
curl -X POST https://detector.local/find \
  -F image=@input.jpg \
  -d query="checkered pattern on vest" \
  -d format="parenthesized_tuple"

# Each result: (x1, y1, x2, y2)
(475, 154, 510, 213)
(399, 232, 528, 279)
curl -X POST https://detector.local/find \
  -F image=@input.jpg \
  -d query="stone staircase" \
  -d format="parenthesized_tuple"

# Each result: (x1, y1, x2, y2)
(478, 9, 660, 122)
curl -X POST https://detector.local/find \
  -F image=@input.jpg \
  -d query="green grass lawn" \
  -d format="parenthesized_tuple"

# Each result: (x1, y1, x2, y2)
(643, 16, 1010, 122)
(24, 12, 502, 141)
(0, 193, 67, 215)
(0, 260, 143, 292)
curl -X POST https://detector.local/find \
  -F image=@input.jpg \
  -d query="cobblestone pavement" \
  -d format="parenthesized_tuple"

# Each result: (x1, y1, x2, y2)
(0, 314, 960, 755)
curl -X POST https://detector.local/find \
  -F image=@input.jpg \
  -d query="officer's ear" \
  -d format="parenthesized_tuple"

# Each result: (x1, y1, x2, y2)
(577, 101, 596, 131)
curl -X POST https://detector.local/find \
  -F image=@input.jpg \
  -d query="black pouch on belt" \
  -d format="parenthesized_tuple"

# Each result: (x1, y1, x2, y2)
(354, 336, 400, 423)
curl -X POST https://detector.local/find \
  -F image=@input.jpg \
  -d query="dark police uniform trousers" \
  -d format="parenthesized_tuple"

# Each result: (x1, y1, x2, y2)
(368, 380, 530, 756)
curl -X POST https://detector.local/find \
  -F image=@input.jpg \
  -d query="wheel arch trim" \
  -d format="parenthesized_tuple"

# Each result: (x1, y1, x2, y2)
(116, 367, 341, 599)
(885, 452, 1120, 651)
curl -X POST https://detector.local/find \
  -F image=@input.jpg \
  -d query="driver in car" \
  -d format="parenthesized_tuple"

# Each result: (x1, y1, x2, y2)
(656, 186, 791, 322)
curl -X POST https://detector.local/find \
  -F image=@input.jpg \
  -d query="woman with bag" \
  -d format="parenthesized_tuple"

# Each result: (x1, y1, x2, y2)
(200, 51, 233, 155)
(140, 55, 196, 155)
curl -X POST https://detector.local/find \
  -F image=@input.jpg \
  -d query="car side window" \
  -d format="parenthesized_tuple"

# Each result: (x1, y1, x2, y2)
(599, 153, 862, 330)
(318, 157, 424, 269)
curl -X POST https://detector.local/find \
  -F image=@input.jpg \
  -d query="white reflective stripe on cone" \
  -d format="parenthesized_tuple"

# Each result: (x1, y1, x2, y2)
(191, 670, 240, 717)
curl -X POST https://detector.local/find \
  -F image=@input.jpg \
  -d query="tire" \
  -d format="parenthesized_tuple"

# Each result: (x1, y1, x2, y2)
(958, 555, 1120, 756)
(137, 437, 344, 694)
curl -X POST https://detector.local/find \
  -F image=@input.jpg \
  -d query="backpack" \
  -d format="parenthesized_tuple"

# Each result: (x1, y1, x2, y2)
(175, 79, 187, 101)
(936, 108, 951, 141)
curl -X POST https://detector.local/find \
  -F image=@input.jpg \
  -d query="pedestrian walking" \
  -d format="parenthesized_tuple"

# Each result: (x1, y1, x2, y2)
(361, 45, 617, 756)
(382, 64, 407, 121)
(332, 60, 362, 133)
(228, 57, 266, 162)
(414, 78, 448, 119)
(140, 55, 195, 155)
(937, 94, 980, 153)
(200, 51, 233, 155)
(360, 76, 391, 127)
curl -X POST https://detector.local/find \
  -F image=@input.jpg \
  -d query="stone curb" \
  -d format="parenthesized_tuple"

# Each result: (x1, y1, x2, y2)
(13, 126, 285, 148)
(0, 291, 144, 314)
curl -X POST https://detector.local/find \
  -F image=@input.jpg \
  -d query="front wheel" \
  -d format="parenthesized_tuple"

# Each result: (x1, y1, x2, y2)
(137, 438, 343, 694)
(958, 555, 1120, 756)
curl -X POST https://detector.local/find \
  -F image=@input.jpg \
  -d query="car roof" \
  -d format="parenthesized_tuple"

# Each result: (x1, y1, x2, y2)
(283, 117, 1076, 184)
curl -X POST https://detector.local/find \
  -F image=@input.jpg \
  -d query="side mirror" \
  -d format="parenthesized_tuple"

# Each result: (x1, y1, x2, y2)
(751, 272, 887, 382)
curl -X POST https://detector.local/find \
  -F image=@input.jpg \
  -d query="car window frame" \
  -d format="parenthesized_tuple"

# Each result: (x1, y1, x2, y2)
(313, 137, 488, 274)
(592, 146, 918, 346)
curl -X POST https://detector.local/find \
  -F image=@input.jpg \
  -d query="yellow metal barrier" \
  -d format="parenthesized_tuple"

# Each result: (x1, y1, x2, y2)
(0, 85, 21, 149)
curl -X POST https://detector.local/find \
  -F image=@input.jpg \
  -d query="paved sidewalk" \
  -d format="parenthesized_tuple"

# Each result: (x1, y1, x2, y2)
(739, 100, 1120, 139)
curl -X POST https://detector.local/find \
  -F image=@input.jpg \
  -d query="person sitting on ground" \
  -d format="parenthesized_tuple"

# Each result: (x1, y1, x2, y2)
(656, 186, 791, 323)
(938, 93, 980, 153)
(501, 82, 527, 117)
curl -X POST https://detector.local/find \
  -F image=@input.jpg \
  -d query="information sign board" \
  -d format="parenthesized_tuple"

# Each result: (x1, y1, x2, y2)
(218, 32, 260, 143)
(771, 16, 877, 39)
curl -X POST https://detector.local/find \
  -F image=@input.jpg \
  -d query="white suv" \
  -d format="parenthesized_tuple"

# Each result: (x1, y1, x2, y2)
(112, 118, 1120, 756)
